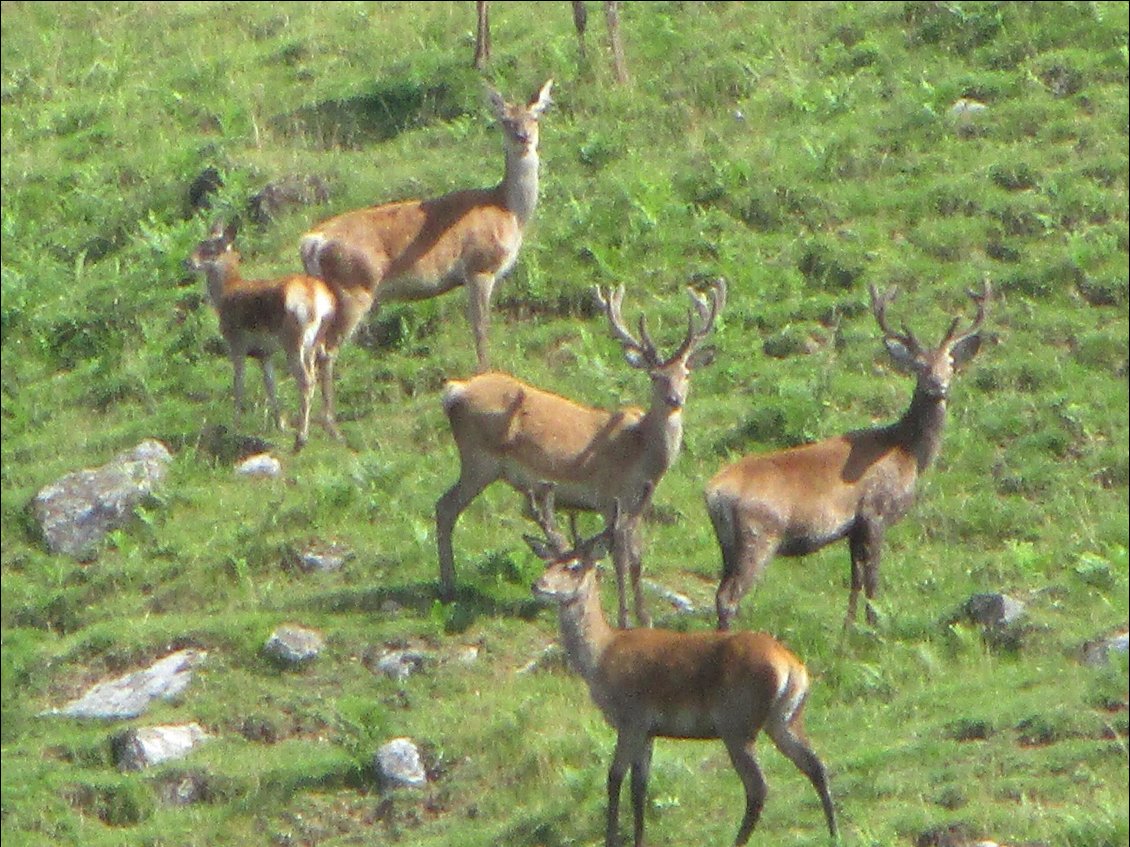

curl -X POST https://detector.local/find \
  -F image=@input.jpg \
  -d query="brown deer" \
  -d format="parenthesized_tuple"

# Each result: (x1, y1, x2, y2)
(299, 78, 553, 430)
(707, 281, 990, 630)
(526, 486, 838, 847)
(435, 279, 725, 625)
(185, 219, 338, 451)
(474, 2, 628, 84)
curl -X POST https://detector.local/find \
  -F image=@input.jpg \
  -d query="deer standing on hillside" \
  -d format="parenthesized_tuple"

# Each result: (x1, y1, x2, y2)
(474, 2, 628, 83)
(185, 219, 338, 451)
(435, 279, 725, 626)
(526, 486, 838, 847)
(299, 78, 553, 429)
(707, 282, 990, 630)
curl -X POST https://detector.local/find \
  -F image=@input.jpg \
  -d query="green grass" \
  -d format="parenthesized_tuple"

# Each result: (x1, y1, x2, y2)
(2, 2, 1127, 846)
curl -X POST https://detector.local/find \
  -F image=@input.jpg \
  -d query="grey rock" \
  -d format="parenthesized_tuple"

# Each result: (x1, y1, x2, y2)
(115, 723, 210, 771)
(264, 625, 324, 665)
(47, 649, 207, 720)
(375, 738, 427, 789)
(31, 440, 173, 560)
(374, 649, 432, 682)
(287, 540, 352, 573)
(235, 453, 282, 479)
(1081, 628, 1129, 667)
(963, 593, 1026, 627)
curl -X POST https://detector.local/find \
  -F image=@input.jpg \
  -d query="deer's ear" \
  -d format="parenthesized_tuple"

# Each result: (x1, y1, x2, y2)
(584, 534, 611, 562)
(487, 86, 507, 119)
(883, 338, 918, 373)
(950, 333, 982, 368)
(687, 345, 717, 370)
(622, 348, 649, 369)
(523, 535, 556, 561)
(218, 218, 240, 246)
(529, 78, 553, 115)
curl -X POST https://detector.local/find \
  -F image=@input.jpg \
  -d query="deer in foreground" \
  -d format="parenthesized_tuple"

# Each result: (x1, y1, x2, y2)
(299, 78, 553, 428)
(474, 2, 628, 84)
(527, 486, 838, 847)
(435, 279, 725, 626)
(707, 281, 990, 631)
(185, 219, 338, 451)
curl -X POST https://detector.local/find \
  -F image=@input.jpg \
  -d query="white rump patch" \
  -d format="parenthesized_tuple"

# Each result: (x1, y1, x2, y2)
(300, 234, 328, 278)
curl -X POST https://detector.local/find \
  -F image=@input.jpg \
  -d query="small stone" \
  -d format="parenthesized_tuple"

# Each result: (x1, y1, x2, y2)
(264, 625, 324, 665)
(115, 723, 210, 771)
(235, 453, 281, 478)
(963, 593, 1025, 627)
(375, 738, 427, 789)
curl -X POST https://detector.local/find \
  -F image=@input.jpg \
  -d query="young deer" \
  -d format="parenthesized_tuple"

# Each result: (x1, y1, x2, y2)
(527, 486, 838, 847)
(435, 279, 725, 626)
(298, 78, 553, 430)
(707, 282, 990, 630)
(185, 219, 337, 451)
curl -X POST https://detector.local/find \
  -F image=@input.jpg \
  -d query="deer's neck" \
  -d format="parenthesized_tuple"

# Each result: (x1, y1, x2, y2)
(556, 579, 616, 682)
(895, 387, 948, 473)
(501, 146, 540, 226)
(638, 403, 685, 478)
(203, 263, 240, 311)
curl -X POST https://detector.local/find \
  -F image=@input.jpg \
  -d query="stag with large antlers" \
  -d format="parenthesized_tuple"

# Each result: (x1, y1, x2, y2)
(435, 279, 725, 626)
(707, 281, 990, 630)
(527, 485, 837, 846)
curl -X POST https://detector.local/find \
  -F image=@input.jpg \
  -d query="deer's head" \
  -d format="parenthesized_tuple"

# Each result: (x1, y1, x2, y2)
(527, 486, 615, 605)
(595, 278, 726, 412)
(870, 280, 989, 401)
(186, 218, 241, 276)
(489, 78, 553, 159)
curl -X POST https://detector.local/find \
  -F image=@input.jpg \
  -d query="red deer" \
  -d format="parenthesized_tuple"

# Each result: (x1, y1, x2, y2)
(435, 279, 725, 625)
(707, 281, 990, 630)
(526, 486, 838, 847)
(299, 78, 553, 430)
(185, 219, 337, 451)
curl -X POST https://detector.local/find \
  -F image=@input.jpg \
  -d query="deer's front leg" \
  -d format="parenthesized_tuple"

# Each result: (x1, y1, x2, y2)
(465, 272, 496, 373)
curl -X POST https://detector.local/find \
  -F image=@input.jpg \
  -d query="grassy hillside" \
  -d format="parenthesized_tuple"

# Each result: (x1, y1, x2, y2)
(2, 2, 1127, 846)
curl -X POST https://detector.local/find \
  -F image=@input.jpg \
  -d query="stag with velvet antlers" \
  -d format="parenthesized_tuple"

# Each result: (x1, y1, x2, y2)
(299, 79, 553, 432)
(707, 281, 990, 630)
(435, 279, 725, 626)
(185, 219, 338, 451)
(526, 485, 838, 847)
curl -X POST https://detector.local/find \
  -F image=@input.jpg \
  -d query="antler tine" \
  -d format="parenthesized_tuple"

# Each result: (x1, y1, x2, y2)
(942, 278, 991, 346)
(869, 283, 921, 352)
(666, 277, 726, 364)
(594, 285, 656, 365)
(637, 314, 660, 362)
(527, 484, 570, 556)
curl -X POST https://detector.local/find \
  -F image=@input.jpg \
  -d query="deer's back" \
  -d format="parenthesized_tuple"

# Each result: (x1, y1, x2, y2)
(307, 187, 521, 296)
(707, 429, 918, 535)
(593, 629, 798, 739)
(443, 373, 645, 484)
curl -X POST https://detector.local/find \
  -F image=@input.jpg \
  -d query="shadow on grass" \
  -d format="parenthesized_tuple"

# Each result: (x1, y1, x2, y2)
(300, 580, 543, 634)
(272, 73, 473, 151)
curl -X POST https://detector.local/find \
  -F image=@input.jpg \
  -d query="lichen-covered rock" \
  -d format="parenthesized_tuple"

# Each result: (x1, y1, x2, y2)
(264, 625, 324, 665)
(115, 723, 210, 771)
(46, 649, 207, 720)
(30, 440, 173, 560)
(375, 738, 427, 789)
(235, 453, 282, 479)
